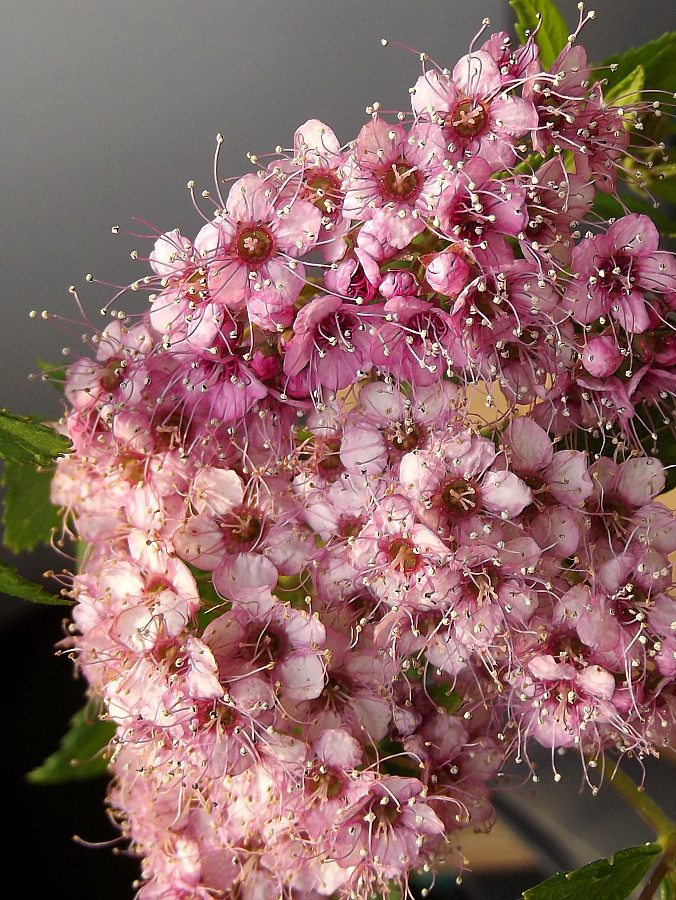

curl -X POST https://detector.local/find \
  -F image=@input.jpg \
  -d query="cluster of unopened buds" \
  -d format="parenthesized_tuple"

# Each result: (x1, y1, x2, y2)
(48, 13, 676, 900)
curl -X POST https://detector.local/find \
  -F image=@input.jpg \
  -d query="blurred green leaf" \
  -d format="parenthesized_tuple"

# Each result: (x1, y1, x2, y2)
(605, 64, 644, 107)
(425, 682, 461, 714)
(651, 427, 676, 494)
(510, 0, 568, 70)
(37, 358, 68, 394)
(0, 409, 71, 465)
(0, 558, 69, 605)
(602, 32, 676, 96)
(659, 872, 676, 900)
(27, 705, 115, 784)
(2, 460, 62, 553)
(592, 190, 676, 238)
(522, 844, 661, 899)
(644, 162, 676, 207)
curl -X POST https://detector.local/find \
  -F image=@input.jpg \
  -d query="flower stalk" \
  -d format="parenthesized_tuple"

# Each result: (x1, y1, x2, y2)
(609, 765, 676, 899)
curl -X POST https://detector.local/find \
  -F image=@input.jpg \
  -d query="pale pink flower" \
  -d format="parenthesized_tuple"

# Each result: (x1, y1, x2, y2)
(341, 119, 446, 248)
(411, 52, 537, 169)
(195, 173, 321, 327)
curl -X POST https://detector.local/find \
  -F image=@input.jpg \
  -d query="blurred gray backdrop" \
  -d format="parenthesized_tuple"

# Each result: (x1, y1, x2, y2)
(2, 1, 675, 898)
(2, 0, 674, 420)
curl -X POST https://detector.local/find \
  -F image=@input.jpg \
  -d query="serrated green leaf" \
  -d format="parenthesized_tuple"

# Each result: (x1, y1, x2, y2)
(0, 558, 70, 605)
(602, 32, 676, 96)
(37, 359, 68, 394)
(2, 460, 62, 553)
(510, 0, 569, 70)
(27, 705, 115, 784)
(0, 409, 71, 465)
(522, 844, 661, 900)
(605, 64, 645, 107)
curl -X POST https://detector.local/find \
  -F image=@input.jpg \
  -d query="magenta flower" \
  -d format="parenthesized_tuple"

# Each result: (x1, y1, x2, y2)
(565, 214, 676, 332)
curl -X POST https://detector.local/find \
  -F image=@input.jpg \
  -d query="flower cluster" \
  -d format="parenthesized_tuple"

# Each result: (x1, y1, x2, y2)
(52, 18, 676, 900)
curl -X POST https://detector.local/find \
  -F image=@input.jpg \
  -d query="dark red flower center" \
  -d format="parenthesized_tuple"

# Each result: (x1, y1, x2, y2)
(235, 226, 275, 265)
(338, 515, 364, 540)
(387, 537, 420, 573)
(380, 158, 422, 202)
(305, 172, 341, 215)
(439, 477, 480, 518)
(316, 437, 344, 481)
(388, 422, 422, 454)
(217, 505, 264, 549)
(446, 98, 489, 138)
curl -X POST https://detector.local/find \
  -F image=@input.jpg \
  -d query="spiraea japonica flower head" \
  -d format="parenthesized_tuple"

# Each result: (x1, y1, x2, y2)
(45, 11, 676, 900)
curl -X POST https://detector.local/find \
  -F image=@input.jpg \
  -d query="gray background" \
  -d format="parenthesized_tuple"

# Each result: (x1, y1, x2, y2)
(2, 0, 674, 420)
(1, 1, 675, 898)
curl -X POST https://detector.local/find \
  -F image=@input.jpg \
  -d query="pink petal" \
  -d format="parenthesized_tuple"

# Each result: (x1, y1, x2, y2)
(608, 214, 659, 254)
(489, 95, 538, 136)
(482, 471, 533, 517)
(504, 416, 553, 472)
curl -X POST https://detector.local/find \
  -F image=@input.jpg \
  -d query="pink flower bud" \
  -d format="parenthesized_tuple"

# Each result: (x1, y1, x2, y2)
(423, 246, 471, 296)
(582, 335, 623, 377)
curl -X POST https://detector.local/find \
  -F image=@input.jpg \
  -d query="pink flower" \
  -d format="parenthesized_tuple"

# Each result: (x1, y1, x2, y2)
(195, 173, 321, 327)
(411, 53, 537, 170)
(288, 118, 350, 262)
(524, 44, 590, 156)
(422, 243, 472, 296)
(331, 776, 444, 880)
(435, 158, 528, 250)
(283, 294, 375, 395)
(174, 466, 311, 592)
(565, 214, 676, 332)
(203, 589, 327, 701)
(341, 119, 447, 247)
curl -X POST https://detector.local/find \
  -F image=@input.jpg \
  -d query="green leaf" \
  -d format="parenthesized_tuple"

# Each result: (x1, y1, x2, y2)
(510, 0, 569, 70)
(37, 358, 68, 394)
(605, 64, 645, 108)
(2, 460, 62, 553)
(27, 705, 115, 784)
(644, 162, 676, 207)
(275, 573, 313, 610)
(514, 151, 547, 177)
(602, 32, 676, 96)
(0, 409, 71, 465)
(0, 557, 70, 605)
(522, 844, 661, 900)
(425, 681, 461, 714)
(592, 190, 676, 238)
(659, 872, 676, 900)
(187, 564, 229, 631)
(651, 430, 676, 494)
(374, 885, 403, 900)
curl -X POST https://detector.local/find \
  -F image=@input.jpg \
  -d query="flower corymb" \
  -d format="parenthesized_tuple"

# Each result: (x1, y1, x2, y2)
(45, 10, 676, 900)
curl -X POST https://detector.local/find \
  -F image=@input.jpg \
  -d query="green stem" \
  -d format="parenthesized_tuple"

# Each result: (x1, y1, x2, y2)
(608, 763, 676, 899)
(639, 853, 675, 900)
(609, 765, 676, 839)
